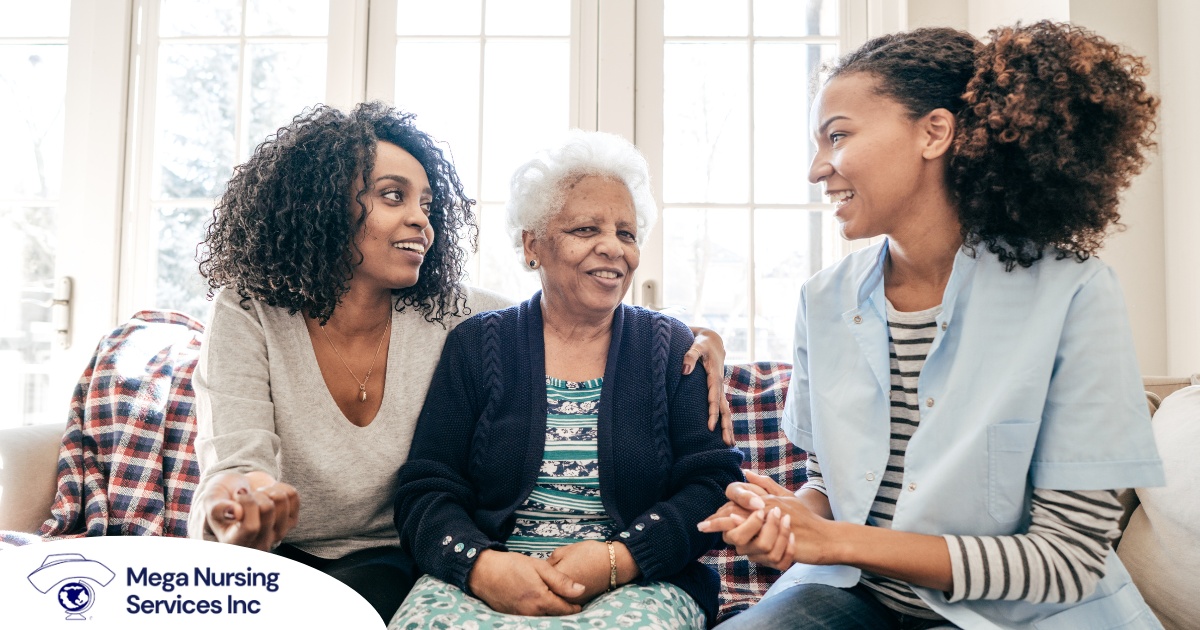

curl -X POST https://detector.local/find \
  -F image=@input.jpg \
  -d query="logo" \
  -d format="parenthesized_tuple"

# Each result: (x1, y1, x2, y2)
(28, 553, 116, 620)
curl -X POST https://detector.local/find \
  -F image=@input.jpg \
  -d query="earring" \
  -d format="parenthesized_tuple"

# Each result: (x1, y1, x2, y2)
(528, 259, 539, 269)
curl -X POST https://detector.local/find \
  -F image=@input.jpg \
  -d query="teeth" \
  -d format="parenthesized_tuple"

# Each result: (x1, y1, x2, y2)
(827, 190, 855, 205)
(394, 242, 425, 254)
(592, 270, 619, 279)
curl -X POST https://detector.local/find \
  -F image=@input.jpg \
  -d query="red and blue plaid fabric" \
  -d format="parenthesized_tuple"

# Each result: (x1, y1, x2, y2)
(38, 310, 204, 539)
(699, 362, 806, 622)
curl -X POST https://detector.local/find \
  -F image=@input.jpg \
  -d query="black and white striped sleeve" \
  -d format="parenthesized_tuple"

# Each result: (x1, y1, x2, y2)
(801, 452, 827, 495)
(945, 488, 1123, 604)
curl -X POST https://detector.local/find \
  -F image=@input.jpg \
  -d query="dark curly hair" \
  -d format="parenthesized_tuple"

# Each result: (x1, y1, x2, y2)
(199, 102, 477, 324)
(827, 22, 1158, 269)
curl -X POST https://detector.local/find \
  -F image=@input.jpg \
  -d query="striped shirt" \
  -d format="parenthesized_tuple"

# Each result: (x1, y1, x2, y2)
(506, 377, 615, 558)
(802, 301, 1123, 614)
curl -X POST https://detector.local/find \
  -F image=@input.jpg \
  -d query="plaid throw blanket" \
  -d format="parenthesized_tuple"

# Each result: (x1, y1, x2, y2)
(38, 310, 204, 539)
(700, 362, 806, 622)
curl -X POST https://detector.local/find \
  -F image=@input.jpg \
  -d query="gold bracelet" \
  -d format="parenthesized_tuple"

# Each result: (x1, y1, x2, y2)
(607, 541, 618, 591)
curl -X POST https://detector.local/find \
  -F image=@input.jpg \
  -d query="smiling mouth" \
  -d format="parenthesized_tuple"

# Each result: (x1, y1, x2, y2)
(827, 191, 855, 208)
(589, 270, 621, 280)
(393, 242, 426, 255)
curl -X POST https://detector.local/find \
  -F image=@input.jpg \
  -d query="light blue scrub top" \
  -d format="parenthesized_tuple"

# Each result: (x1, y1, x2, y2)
(776, 240, 1165, 629)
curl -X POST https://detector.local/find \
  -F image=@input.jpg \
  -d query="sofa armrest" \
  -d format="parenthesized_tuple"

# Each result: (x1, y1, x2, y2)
(0, 422, 63, 533)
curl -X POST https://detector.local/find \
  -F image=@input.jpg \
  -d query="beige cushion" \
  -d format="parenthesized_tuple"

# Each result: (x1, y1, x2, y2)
(0, 422, 63, 533)
(1118, 385, 1200, 630)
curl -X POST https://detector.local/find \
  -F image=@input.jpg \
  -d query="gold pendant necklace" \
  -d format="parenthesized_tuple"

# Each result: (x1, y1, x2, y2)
(320, 316, 391, 403)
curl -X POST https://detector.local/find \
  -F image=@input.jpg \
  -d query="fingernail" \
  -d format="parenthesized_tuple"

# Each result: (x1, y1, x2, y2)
(730, 513, 745, 524)
(697, 521, 710, 531)
(748, 496, 765, 510)
(573, 582, 584, 592)
(683, 364, 693, 374)
(771, 506, 782, 518)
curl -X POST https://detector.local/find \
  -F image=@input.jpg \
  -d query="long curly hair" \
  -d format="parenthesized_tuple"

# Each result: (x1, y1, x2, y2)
(827, 22, 1158, 269)
(199, 102, 476, 324)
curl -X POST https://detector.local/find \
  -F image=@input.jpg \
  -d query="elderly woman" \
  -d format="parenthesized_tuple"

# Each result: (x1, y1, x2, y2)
(390, 131, 743, 629)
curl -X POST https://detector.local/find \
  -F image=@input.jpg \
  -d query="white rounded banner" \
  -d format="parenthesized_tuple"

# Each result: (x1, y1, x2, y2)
(0, 537, 384, 629)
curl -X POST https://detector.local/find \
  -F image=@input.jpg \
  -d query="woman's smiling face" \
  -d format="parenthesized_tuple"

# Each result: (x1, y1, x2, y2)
(524, 175, 640, 320)
(807, 73, 934, 241)
(350, 141, 435, 292)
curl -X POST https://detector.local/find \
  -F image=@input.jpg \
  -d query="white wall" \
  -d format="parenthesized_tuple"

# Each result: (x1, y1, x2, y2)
(1158, 0, 1200, 376)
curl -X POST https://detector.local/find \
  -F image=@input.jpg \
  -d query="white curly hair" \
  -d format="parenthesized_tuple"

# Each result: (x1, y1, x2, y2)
(505, 130, 657, 254)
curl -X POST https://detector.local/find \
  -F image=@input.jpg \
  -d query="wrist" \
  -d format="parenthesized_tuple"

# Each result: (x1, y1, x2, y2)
(611, 541, 640, 585)
(818, 519, 857, 566)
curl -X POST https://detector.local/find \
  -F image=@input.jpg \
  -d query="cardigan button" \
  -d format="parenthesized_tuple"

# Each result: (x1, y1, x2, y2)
(619, 532, 630, 539)
(853, 315, 863, 324)
(649, 513, 660, 520)
(466, 548, 477, 558)
(635, 523, 645, 531)
(442, 536, 452, 546)
(454, 543, 465, 553)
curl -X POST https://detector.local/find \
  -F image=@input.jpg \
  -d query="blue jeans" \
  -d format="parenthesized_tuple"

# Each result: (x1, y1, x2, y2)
(715, 583, 955, 630)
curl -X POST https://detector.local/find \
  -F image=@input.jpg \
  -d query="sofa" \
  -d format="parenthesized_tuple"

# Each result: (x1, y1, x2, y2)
(0, 313, 1194, 625)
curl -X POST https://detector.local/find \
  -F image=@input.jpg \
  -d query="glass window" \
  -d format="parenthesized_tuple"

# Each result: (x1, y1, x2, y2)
(0, 1, 70, 428)
(142, 0, 331, 320)
(659, 0, 840, 363)
(392, 0, 570, 300)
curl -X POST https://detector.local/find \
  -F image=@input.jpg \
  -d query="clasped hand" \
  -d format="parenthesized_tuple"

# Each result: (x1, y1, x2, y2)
(698, 471, 833, 571)
(469, 540, 636, 616)
(198, 471, 299, 551)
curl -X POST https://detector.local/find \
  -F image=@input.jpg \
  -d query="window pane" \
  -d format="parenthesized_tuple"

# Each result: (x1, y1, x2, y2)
(246, 0, 329, 36)
(397, 0, 482, 36)
(754, 208, 820, 360)
(159, 0, 242, 37)
(664, 0, 748, 37)
(753, 0, 838, 37)
(0, 206, 56, 428)
(480, 40, 569, 201)
(485, 0, 569, 36)
(394, 41, 481, 195)
(0, 0, 70, 37)
(153, 44, 239, 199)
(155, 206, 213, 320)
(662, 207, 751, 363)
(754, 42, 836, 204)
(245, 42, 327, 159)
(472, 203, 540, 301)
(662, 43, 749, 204)
(0, 45, 67, 199)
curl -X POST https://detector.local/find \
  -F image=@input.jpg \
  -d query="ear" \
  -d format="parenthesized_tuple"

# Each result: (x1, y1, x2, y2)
(919, 108, 956, 160)
(521, 230, 539, 267)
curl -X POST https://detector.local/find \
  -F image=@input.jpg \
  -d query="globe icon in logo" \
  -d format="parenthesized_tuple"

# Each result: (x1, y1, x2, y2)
(57, 580, 95, 619)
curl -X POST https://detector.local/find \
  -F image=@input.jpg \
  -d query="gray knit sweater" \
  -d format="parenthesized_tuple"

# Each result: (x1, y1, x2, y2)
(188, 286, 513, 558)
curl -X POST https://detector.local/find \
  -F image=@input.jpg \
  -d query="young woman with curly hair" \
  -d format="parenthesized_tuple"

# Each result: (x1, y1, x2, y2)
(702, 22, 1165, 630)
(188, 103, 732, 621)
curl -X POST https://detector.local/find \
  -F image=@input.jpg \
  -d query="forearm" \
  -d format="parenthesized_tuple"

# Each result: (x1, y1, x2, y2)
(824, 520, 953, 592)
(796, 487, 833, 520)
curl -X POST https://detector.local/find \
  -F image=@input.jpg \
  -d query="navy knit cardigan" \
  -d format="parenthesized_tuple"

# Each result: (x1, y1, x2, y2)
(394, 293, 744, 624)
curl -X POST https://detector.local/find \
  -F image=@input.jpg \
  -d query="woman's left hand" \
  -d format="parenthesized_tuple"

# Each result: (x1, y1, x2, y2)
(548, 540, 639, 605)
(685, 326, 734, 446)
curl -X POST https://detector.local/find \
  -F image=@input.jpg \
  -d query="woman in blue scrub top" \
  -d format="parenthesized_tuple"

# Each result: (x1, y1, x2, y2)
(702, 22, 1165, 630)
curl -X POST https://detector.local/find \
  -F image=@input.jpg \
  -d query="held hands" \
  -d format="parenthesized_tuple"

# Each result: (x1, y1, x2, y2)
(698, 472, 833, 571)
(684, 326, 734, 446)
(199, 471, 299, 551)
(467, 550, 585, 616)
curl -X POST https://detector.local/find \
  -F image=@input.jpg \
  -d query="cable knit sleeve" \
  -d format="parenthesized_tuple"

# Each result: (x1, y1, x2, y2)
(393, 318, 498, 592)
(616, 317, 745, 581)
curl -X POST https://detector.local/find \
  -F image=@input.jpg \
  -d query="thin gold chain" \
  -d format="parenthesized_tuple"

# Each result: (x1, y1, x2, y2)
(319, 316, 391, 403)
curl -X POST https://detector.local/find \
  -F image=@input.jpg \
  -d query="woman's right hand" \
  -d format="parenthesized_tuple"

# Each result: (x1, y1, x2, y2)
(198, 471, 299, 551)
(467, 550, 585, 616)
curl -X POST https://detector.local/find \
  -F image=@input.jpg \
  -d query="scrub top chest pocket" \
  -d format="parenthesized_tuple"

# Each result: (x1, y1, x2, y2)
(987, 420, 1041, 525)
